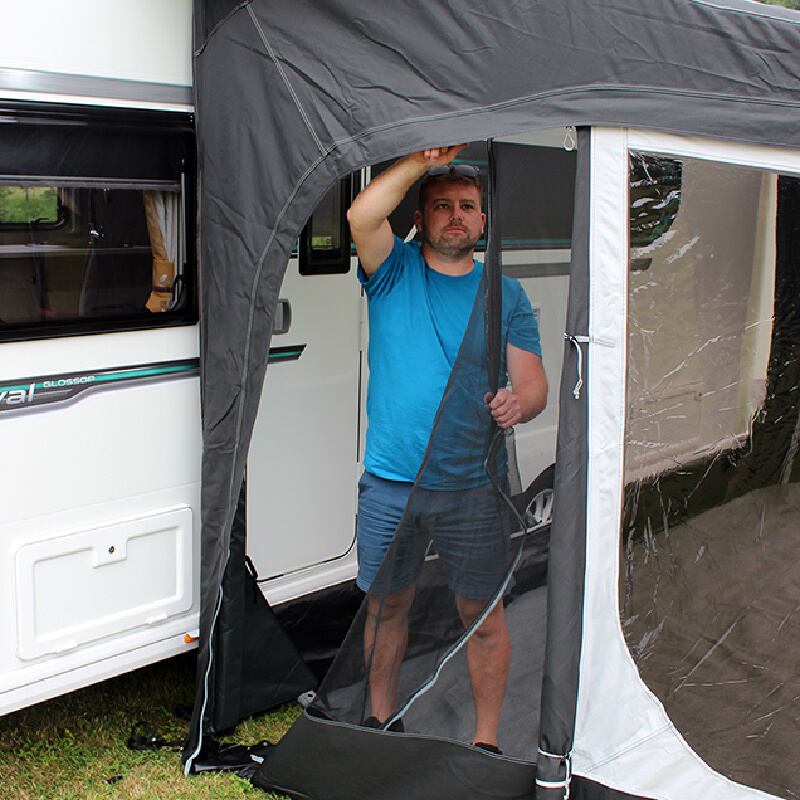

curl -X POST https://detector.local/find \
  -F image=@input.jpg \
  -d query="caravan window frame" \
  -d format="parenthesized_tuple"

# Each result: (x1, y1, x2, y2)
(0, 175, 194, 342)
(298, 175, 354, 276)
(0, 103, 197, 343)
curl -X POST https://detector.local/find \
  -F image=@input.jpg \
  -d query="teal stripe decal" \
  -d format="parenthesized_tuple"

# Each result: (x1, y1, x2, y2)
(90, 364, 196, 383)
(0, 363, 198, 394)
(0, 359, 199, 416)
(266, 344, 306, 364)
(1, 344, 305, 416)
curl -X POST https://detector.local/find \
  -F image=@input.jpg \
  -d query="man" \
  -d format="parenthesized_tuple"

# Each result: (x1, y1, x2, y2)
(348, 144, 547, 751)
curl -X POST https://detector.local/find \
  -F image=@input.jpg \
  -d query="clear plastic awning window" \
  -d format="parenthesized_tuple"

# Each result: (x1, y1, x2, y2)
(621, 153, 800, 798)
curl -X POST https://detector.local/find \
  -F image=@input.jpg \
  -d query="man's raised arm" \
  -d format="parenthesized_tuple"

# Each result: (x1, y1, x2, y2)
(347, 145, 466, 276)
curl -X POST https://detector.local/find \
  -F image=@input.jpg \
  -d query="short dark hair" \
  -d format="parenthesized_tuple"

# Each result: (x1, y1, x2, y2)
(418, 165, 482, 210)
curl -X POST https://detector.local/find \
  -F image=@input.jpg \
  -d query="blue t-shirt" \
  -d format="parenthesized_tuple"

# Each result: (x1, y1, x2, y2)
(359, 237, 541, 484)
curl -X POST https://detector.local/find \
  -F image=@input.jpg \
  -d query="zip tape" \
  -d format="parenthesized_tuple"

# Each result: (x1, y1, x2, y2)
(535, 750, 572, 799)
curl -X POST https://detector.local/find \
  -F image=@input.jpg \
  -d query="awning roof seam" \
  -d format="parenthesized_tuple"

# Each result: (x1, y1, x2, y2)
(194, 0, 251, 57)
(315, 85, 800, 157)
(688, 0, 800, 25)
(246, 4, 326, 156)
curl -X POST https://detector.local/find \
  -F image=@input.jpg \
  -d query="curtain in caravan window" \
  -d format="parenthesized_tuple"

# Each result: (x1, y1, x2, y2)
(144, 191, 179, 313)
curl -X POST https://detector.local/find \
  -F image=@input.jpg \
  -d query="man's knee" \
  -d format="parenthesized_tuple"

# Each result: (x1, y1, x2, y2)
(456, 596, 506, 640)
(368, 586, 415, 622)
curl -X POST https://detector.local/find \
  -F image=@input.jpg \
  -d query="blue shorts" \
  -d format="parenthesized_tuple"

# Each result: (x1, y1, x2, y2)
(356, 471, 511, 600)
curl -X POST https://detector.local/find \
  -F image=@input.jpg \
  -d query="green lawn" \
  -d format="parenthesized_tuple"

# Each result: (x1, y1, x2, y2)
(0, 654, 297, 800)
(0, 186, 59, 225)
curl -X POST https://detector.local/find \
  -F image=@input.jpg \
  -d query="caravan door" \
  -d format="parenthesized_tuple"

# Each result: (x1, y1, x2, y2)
(247, 178, 362, 595)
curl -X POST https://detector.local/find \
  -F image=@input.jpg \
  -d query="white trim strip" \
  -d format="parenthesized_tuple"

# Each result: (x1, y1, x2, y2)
(0, 88, 192, 113)
(627, 130, 800, 175)
(0, 67, 192, 111)
(688, 0, 800, 24)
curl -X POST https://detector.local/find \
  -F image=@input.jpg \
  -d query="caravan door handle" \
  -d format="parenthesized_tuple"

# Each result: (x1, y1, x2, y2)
(273, 298, 292, 335)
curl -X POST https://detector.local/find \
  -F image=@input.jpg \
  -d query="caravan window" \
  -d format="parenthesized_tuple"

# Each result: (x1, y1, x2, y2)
(0, 106, 195, 341)
(299, 176, 353, 275)
(0, 180, 187, 330)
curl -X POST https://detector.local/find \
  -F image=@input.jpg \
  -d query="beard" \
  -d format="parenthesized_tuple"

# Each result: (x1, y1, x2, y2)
(423, 227, 480, 258)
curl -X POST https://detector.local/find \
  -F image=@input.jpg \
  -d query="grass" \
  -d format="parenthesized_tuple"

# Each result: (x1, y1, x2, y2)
(0, 653, 299, 800)
(0, 186, 59, 225)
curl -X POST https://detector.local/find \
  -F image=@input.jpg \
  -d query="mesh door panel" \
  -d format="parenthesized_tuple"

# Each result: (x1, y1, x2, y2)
(312, 270, 551, 760)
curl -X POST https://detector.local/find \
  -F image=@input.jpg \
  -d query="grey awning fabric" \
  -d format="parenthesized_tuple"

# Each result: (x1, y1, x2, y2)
(187, 0, 800, 769)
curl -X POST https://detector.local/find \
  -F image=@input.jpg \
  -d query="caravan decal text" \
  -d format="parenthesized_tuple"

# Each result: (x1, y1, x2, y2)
(0, 345, 305, 416)
(0, 360, 199, 416)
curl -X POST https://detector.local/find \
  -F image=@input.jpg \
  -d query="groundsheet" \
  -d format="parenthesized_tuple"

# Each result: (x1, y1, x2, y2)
(623, 481, 800, 798)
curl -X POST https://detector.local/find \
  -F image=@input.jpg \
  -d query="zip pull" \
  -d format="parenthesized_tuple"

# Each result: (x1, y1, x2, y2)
(565, 334, 585, 399)
(564, 333, 615, 400)
(563, 126, 577, 152)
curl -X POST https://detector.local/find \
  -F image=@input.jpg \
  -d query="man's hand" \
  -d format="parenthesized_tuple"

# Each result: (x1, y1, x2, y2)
(484, 346, 548, 430)
(407, 144, 468, 169)
(347, 144, 469, 275)
(484, 389, 523, 430)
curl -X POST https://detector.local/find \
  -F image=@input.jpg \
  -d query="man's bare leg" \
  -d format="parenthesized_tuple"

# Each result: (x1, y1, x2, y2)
(364, 585, 416, 723)
(456, 595, 511, 747)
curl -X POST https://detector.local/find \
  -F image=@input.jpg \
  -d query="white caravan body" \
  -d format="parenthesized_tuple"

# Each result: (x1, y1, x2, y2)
(0, 0, 199, 716)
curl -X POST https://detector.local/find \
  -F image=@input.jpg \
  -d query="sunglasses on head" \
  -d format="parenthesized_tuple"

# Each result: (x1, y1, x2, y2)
(424, 164, 480, 179)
